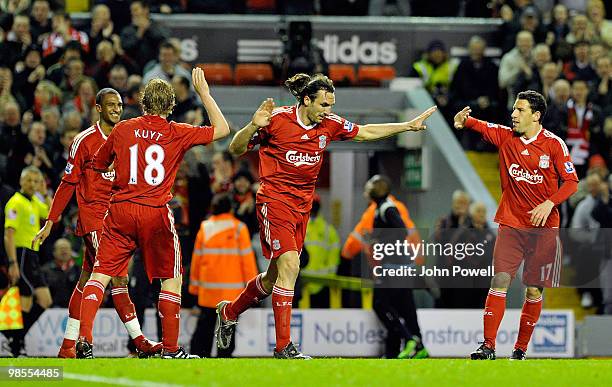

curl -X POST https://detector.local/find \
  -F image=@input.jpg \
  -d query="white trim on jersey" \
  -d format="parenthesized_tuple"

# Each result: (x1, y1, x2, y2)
(70, 127, 96, 159)
(295, 106, 316, 130)
(271, 106, 293, 117)
(91, 230, 99, 251)
(95, 121, 107, 140)
(326, 113, 343, 124)
(519, 128, 542, 145)
(166, 204, 181, 278)
(261, 203, 273, 259)
(543, 130, 570, 156)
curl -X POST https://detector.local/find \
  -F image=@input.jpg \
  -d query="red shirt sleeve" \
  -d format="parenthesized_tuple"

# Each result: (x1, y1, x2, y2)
(47, 181, 76, 223)
(327, 114, 359, 141)
(62, 137, 87, 184)
(93, 131, 116, 172)
(465, 117, 514, 148)
(549, 136, 579, 205)
(172, 122, 215, 148)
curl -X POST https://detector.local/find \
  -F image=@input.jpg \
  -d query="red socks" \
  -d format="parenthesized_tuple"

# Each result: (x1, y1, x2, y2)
(61, 285, 83, 349)
(158, 291, 181, 352)
(483, 289, 507, 349)
(272, 285, 294, 351)
(111, 286, 146, 345)
(225, 274, 270, 321)
(515, 296, 543, 352)
(79, 280, 105, 343)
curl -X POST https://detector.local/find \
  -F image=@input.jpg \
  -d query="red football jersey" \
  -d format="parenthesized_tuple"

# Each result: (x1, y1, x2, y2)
(467, 117, 579, 228)
(248, 105, 359, 212)
(53, 123, 115, 236)
(93, 115, 214, 206)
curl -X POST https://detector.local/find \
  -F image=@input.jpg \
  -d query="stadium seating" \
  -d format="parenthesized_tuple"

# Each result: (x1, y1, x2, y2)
(356, 65, 397, 86)
(234, 63, 275, 86)
(197, 63, 234, 85)
(328, 64, 356, 86)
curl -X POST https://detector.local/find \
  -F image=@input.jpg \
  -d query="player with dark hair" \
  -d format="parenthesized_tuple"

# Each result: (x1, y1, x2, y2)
(75, 68, 229, 359)
(454, 90, 578, 360)
(33, 88, 161, 358)
(217, 72, 436, 359)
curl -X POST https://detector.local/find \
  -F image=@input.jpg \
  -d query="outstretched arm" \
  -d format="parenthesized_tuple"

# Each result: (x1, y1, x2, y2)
(229, 98, 275, 156)
(352, 106, 436, 141)
(192, 67, 230, 141)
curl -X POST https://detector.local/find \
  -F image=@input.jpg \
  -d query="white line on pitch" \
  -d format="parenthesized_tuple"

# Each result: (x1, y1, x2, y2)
(63, 372, 188, 387)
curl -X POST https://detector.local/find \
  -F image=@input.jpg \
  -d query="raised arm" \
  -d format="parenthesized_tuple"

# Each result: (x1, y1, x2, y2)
(228, 98, 275, 156)
(192, 67, 230, 141)
(352, 106, 436, 142)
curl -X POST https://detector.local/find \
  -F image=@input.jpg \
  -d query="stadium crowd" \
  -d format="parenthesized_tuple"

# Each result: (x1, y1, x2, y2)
(0, 0, 611, 356)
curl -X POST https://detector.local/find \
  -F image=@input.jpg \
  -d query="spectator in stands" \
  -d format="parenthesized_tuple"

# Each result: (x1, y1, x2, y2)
(189, 193, 258, 358)
(539, 62, 561, 100)
(107, 64, 129, 98)
(499, 30, 534, 111)
(450, 35, 500, 150)
(61, 110, 84, 133)
(0, 0, 30, 14)
(0, 66, 25, 117)
(143, 40, 191, 85)
(40, 106, 61, 157)
(591, 55, 611, 109)
(32, 80, 60, 119)
(88, 4, 116, 52)
(502, 5, 546, 53)
(120, 0, 170, 72)
(29, 0, 51, 43)
(58, 57, 86, 102)
(560, 78, 605, 178)
(586, 0, 612, 46)
(563, 41, 598, 83)
(433, 189, 471, 307)
(515, 43, 552, 96)
(41, 238, 79, 308)
(42, 12, 89, 66)
(0, 101, 22, 173)
(546, 3, 571, 45)
(570, 173, 604, 310)
(302, 194, 340, 308)
(13, 44, 44, 109)
(50, 128, 77, 187)
(231, 169, 258, 237)
(121, 83, 143, 120)
(411, 40, 457, 121)
(45, 40, 82, 87)
(210, 151, 234, 194)
(63, 77, 98, 124)
(566, 14, 596, 44)
(591, 176, 612, 315)
(89, 41, 138, 90)
(1, 14, 32, 68)
(169, 74, 203, 124)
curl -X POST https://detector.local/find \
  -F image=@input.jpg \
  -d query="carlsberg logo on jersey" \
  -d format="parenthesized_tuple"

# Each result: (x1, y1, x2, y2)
(509, 163, 544, 184)
(285, 151, 321, 167)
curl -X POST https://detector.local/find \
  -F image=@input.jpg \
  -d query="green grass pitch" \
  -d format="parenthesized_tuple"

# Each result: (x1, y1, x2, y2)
(1, 358, 611, 387)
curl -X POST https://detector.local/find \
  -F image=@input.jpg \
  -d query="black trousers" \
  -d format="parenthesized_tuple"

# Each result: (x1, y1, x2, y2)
(190, 306, 235, 358)
(373, 287, 421, 358)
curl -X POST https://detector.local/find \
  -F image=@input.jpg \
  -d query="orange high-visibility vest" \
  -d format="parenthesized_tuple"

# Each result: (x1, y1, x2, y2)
(341, 195, 422, 263)
(189, 213, 259, 308)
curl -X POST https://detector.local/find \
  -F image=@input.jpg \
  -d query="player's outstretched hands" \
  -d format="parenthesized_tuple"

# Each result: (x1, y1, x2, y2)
(192, 67, 210, 96)
(407, 106, 437, 131)
(454, 106, 472, 129)
(528, 199, 554, 227)
(32, 220, 53, 249)
(252, 98, 275, 128)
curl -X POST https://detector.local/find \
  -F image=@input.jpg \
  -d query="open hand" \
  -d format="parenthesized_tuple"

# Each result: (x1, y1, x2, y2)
(252, 98, 275, 128)
(528, 200, 554, 227)
(192, 67, 210, 96)
(454, 106, 471, 129)
(407, 106, 436, 131)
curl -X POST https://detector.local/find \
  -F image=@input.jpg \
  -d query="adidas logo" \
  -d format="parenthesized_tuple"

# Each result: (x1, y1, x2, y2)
(85, 294, 99, 301)
(521, 149, 529, 156)
(301, 134, 309, 140)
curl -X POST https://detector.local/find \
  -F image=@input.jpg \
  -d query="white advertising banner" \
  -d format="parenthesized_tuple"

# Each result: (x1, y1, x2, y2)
(0, 308, 573, 358)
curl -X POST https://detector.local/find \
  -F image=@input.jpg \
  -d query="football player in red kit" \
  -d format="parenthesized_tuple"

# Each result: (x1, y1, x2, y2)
(454, 90, 578, 360)
(75, 68, 230, 359)
(33, 88, 161, 358)
(217, 73, 436, 359)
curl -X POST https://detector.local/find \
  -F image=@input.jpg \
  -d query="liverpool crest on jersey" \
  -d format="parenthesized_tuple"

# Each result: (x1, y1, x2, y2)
(539, 155, 550, 169)
(319, 135, 327, 149)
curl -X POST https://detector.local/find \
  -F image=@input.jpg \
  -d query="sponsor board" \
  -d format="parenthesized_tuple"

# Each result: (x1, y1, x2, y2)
(0, 309, 573, 358)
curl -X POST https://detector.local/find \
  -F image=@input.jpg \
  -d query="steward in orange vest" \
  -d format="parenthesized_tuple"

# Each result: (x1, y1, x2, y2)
(189, 194, 258, 357)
